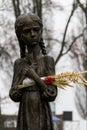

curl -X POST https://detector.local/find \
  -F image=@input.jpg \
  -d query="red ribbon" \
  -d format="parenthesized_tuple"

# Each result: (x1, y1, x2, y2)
(44, 76, 54, 85)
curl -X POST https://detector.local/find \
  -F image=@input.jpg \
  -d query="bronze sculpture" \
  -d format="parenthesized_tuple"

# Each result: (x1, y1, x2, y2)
(9, 13, 58, 130)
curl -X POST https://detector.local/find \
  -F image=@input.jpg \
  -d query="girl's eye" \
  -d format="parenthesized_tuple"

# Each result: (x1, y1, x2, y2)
(34, 28, 40, 31)
(23, 29, 30, 34)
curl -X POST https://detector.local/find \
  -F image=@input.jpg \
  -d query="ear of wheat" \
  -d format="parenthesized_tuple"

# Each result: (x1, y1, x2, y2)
(51, 71, 87, 89)
(18, 71, 87, 89)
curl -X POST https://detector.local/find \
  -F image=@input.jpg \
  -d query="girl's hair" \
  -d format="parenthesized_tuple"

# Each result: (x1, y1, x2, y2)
(15, 13, 47, 58)
(39, 38, 47, 55)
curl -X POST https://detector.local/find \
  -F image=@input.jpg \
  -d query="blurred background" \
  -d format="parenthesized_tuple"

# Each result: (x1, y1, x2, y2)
(0, 0, 87, 130)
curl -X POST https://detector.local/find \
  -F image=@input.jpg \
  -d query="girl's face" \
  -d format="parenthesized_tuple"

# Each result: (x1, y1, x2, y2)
(20, 17, 42, 47)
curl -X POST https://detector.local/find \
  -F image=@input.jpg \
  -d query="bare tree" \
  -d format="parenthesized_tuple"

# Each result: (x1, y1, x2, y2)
(12, 0, 42, 18)
(74, 0, 87, 120)
(55, 1, 78, 64)
(12, 0, 21, 18)
(1, 1, 87, 121)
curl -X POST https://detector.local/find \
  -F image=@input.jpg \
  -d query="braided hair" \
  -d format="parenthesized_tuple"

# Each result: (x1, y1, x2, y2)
(39, 38, 47, 55)
(15, 13, 47, 58)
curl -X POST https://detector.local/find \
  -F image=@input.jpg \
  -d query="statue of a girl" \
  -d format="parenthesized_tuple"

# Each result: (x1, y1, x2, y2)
(9, 13, 57, 130)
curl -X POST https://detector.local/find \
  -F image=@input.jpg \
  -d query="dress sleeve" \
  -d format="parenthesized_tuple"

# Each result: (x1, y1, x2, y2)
(42, 56, 58, 102)
(9, 59, 25, 102)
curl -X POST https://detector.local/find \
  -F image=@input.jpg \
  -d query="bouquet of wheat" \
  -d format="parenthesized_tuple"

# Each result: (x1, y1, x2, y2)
(18, 71, 87, 89)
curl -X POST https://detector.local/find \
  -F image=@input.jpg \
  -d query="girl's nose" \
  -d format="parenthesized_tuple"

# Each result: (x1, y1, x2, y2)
(31, 30, 35, 36)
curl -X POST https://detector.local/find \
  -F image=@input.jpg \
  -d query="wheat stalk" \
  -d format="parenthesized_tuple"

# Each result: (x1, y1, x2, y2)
(18, 71, 87, 89)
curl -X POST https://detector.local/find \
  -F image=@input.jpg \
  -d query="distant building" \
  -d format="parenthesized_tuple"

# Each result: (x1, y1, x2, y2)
(0, 114, 17, 130)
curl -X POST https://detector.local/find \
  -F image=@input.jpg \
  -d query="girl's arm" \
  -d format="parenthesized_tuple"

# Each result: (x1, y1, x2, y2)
(41, 56, 58, 101)
(9, 59, 25, 102)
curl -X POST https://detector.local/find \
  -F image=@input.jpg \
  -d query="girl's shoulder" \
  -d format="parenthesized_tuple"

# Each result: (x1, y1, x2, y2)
(14, 58, 22, 64)
(42, 55, 55, 64)
(42, 55, 55, 75)
(14, 58, 24, 67)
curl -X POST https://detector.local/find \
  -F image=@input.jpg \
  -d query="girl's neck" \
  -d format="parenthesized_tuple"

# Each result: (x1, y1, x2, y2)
(27, 44, 42, 62)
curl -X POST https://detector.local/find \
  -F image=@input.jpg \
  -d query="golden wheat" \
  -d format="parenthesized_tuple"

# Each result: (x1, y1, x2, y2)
(52, 71, 87, 88)
(18, 71, 87, 89)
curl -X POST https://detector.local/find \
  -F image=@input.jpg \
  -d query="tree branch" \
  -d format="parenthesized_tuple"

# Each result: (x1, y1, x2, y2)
(62, 27, 87, 55)
(55, 2, 77, 64)
(77, 0, 86, 13)
(63, 33, 83, 55)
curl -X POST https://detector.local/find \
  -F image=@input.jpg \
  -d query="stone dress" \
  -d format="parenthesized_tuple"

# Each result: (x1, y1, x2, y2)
(9, 55, 57, 130)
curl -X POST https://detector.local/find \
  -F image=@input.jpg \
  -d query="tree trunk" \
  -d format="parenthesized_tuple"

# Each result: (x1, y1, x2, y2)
(33, 0, 42, 20)
(12, 0, 21, 18)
